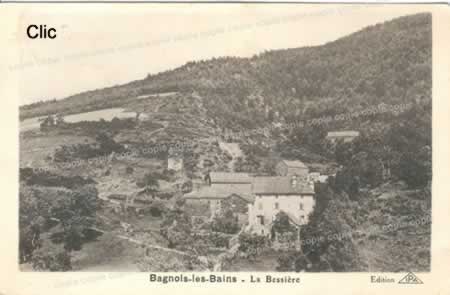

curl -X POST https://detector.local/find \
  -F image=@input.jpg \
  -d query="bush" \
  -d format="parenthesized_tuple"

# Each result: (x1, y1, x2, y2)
(20, 168, 95, 189)
(210, 233, 230, 248)
(276, 251, 310, 272)
(181, 180, 193, 194)
(272, 211, 297, 237)
(396, 152, 430, 188)
(238, 233, 267, 260)
(300, 191, 365, 272)
(32, 244, 72, 271)
(53, 133, 125, 162)
(148, 200, 166, 217)
(211, 210, 240, 234)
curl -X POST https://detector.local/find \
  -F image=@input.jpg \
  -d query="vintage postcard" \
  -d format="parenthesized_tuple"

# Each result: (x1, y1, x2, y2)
(1, 3, 449, 295)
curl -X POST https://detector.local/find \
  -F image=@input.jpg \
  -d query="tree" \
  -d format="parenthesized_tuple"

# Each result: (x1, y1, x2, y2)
(211, 209, 239, 234)
(299, 191, 365, 272)
(96, 132, 124, 155)
(55, 113, 65, 125)
(19, 182, 98, 269)
(19, 222, 41, 263)
(125, 166, 134, 174)
(31, 241, 72, 271)
(148, 199, 166, 217)
(19, 186, 47, 263)
(276, 251, 311, 272)
(138, 173, 160, 199)
(238, 233, 267, 260)
(397, 151, 430, 188)
(39, 115, 55, 131)
(181, 180, 193, 194)
(49, 185, 98, 251)
(272, 211, 296, 237)
(334, 141, 355, 166)
(161, 209, 193, 250)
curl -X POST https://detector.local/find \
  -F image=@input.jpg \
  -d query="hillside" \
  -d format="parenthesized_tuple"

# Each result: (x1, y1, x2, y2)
(20, 13, 432, 170)
(21, 13, 431, 128)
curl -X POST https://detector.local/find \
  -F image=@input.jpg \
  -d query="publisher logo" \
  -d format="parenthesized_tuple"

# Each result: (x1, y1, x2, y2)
(398, 272, 423, 284)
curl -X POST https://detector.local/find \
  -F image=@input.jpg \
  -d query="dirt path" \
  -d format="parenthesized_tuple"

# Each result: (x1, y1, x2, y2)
(89, 227, 189, 256)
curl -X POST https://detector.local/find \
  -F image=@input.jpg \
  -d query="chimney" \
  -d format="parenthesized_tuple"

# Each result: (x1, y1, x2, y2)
(291, 175, 298, 188)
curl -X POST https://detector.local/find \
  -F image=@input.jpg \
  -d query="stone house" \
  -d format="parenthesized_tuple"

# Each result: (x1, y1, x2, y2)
(276, 159, 309, 181)
(183, 172, 254, 223)
(183, 188, 253, 226)
(248, 176, 315, 237)
(183, 169, 316, 240)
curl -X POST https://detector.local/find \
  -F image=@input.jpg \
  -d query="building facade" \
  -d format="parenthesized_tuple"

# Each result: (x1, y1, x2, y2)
(248, 176, 315, 236)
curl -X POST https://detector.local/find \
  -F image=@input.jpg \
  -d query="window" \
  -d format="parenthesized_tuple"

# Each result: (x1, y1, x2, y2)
(257, 215, 265, 225)
(299, 203, 304, 210)
(258, 202, 263, 210)
(274, 202, 279, 210)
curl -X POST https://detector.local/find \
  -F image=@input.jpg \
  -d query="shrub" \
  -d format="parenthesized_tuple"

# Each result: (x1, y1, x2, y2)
(20, 168, 95, 189)
(238, 233, 267, 260)
(148, 200, 166, 217)
(272, 211, 297, 237)
(211, 209, 240, 234)
(276, 251, 310, 272)
(53, 133, 125, 162)
(31, 244, 72, 271)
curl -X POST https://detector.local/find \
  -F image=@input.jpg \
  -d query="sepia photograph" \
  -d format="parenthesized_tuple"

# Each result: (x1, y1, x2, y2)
(15, 5, 433, 274)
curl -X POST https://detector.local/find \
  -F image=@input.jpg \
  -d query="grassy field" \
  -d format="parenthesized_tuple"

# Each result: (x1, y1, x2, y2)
(71, 232, 143, 271)
(223, 250, 280, 272)
(20, 132, 94, 167)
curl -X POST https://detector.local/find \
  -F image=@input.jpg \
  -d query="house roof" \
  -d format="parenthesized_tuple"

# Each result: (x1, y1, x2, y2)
(280, 160, 308, 169)
(168, 155, 183, 160)
(183, 173, 314, 202)
(183, 185, 254, 203)
(252, 177, 314, 195)
(209, 172, 252, 184)
(326, 131, 360, 138)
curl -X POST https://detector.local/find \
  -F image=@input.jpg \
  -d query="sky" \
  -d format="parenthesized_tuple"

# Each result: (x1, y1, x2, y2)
(9, 4, 429, 105)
